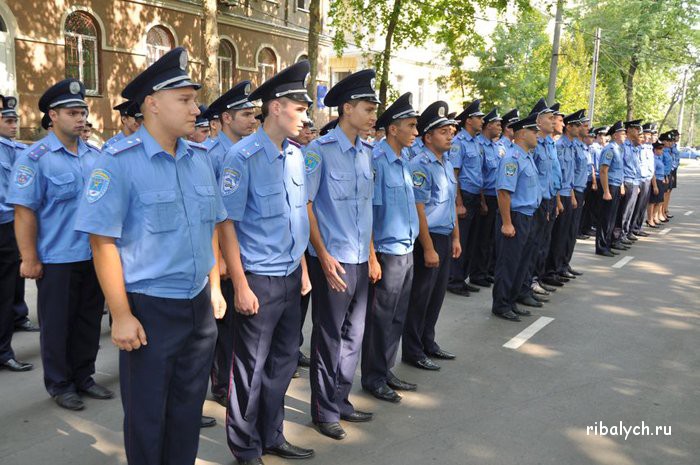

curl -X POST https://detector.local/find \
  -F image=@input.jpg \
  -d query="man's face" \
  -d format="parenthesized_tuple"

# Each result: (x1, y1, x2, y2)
(580, 122, 590, 138)
(80, 126, 92, 141)
(522, 128, 539, 150)
(502, 126, 514, 140)
(613, 131, 627, 144)
(536, 112, 554, 135)
(122, 115, 142, 134)
(0, 116, 18, 139)
(627, 127, 640, 144)
(224, 108, 257, 139)
(389, 117, 418, 149)
(147, 87, 200, 137)
(344, 100, 378, 133)
(553, 115, 564, 135)
(643, 132, 651, 143)
(269, 98, 309, 138)
(483, 120, 502, 139)
(190, 126, 210, 143)
(425, 125, 454, 153)
(50, 107, 87, 138)
(466, 115, 484, 133)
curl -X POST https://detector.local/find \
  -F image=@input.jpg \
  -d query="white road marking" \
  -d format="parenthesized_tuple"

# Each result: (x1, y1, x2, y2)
(503, 317, 555, 350)
(659, 228, 672, 236)
(684, 210, 693, 216)
(612, 256, 635, 269)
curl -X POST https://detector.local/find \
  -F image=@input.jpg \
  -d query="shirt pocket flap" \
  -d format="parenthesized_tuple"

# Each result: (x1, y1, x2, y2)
(0, 160, 12, 170)
(194, 185, 216, 196)
(139, 190, 177, 204)
(254, 183, 284, 197)
(386, 174, 404, 187)
(47, 172, 76, 185)
(329, 170, 353, 181)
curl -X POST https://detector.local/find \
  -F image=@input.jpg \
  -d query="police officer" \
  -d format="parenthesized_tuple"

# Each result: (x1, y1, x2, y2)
(499, 108, 519, 150)
(103, 100, 142, 148)
(217, 60, 314, 464)
(660, 131, 674, 222)
(615, 119, 643, 246)
(565, 109, 588, 275)
(449, 99, 485, 296)
(361, 92, 420, 403)
(579, 126, 600, 238)
(402, 101, 461, 369)
(0, 95, 34, 372)
(7, 79, 111, 408)
(303, 69, 378, 440)
(75, 48, 228, 464)
(596, 121, 626, 256)
(469, 108, 503, 288)
(631, 123, 655, 237)
(492, 112, 542, 322)
(203, 80, 257, 404)
(188, 105, 212, 143)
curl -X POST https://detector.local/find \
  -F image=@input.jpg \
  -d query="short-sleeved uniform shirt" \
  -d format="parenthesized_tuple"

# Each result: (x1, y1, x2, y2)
(496, 144, 541, 216)
(409, 145, 457, 235)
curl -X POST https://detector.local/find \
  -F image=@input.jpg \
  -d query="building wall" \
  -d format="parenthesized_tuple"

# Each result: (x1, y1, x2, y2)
(0, 0, 331, 142)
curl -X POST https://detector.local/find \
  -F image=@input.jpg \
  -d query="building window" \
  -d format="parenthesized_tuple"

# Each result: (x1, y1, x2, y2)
(146, 26, 174, 66)
(297, 54, 308, 63)
(64, 11, 99, 94)
(218, 40, 236, 94)
(258, 47, 277, 83)
(297, 0, 309, 11)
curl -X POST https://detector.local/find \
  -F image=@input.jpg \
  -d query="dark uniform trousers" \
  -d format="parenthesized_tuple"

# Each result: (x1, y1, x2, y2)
(546, 195, 573, 276)
(615, 182, 639, 241)
(469, 194, 498, 281)
(210, 278, 235, 399)
(121, 287, 216, 465)
(13, 274, 30, 326)
(595, 185, 621, 254)
(534, 198, 557, 281)
(361, 252, 414, 391)
(402, 233, 451, 362)
(309, 257, 368, 423)
(521, 200, 548, 299)
(0, 222, 20, 364)
(298, 250, 312, 362)
(37, 260, 103, 396)
(226, 267, 302, 461)
(631, 179, 651, 233)
(448, 191, 480, 287)
(492, 212, 535, 315)
(580, 180, 599, 234)
(565, 189, 586, 267)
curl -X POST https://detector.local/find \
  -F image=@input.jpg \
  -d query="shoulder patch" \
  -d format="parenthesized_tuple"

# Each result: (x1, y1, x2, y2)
(305, 152, 321, 175)
(14, 164, 36, 188)
(605, 151, 613, 160)
(504, 162, 518, 177)
(107, 136, 143, 156)
(221, 167, 241, 195)
(86, 169, 111, 203)
(27, 143, 49, 160)
(412, 170, 427, 188)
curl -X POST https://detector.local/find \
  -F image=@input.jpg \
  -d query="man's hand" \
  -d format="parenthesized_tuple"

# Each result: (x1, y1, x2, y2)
(592, 181, 598, 191)
(572, 195, 578, 209)
(424, 248, 440, 268)
(112, 314, 148, 351)
(603, 191, 612, 201)
(320, 252, 347, 292)
(480, 201, 488, 216)
(451, 238, 462, 259)
(301, 269, 312, 296)
(620, 185, 626, 197)
(20, 259, 43, 279)
(556, 200, 564, 216)
(501, 223, 516, 238)
(369, 255, 382, 284)
(211, 286, 227, 319)
(456, 204, 467, 218)
(653, 186, 659, 195)
(234, 282, 259, 315)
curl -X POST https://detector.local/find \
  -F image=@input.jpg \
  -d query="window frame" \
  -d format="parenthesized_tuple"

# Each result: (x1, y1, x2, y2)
(64, 12, 100, 95)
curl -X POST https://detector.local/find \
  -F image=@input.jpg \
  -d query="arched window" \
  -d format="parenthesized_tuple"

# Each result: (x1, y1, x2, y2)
(64, 11, 99, 94)
(218, 40, 236, 94)
(258, 47, 277, 83)
(297, 54, 308, 63)
(146, 26, 174, 66)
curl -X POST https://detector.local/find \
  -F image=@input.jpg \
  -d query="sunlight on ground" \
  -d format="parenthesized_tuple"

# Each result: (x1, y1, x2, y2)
(518, 343, 562, 359)
(566, 428, 636, 465)
(595, 304, 640, 317)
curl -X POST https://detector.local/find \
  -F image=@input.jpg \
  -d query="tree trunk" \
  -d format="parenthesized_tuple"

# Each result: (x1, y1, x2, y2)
(624, 54, 639, 120)
(202, 0, 220, 103)
(307, 0, 321, 120)
(378, 0, 403, 113)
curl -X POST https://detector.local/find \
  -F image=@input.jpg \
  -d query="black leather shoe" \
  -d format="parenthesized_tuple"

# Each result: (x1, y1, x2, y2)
(238, 458, 264, 465)
(627, 234, 638, 241)
(486, 275, 495, 283)
(340, 410, 373, 422)
(610, 249, 620, 255)
(14, 320, 39, 332)
(517, 296, 543, 308)
(556, 274, 570, 282)
(465, 283, 480, 292)
(298, 353, 311, 368)
(470, 278, 492, 287)
(212, 393, 227, 408)
(200, 415, 216, 428)
(365, 384, 401, 403)
(316, 422, 346, 440)
(541, 277, 564, 287)
(532, 293, 549, 303)
(576, 234, 590, 240)
(55, 392, 85, 411)
(493, 311, 521, 322)
(387, 373, 417, 391)
(666, 214, 674, 219)
(447, 286, 470, 297)
(559, 271, 576, 279)
(620, 238, 633, 245)
(512, 306, 532, 316)
(428, 349, 456, 360)
(264, 441, 314, 459)
(611, 243, 627, 250)
(79, 383, 114, 399)
(407, 358, 441, 371)
(1, 358, 33, 371)
(568, 267, 583, 276)
(539, 282, 557, 292)
(635, 231, 649, 237)
(596, 251, 615, 257)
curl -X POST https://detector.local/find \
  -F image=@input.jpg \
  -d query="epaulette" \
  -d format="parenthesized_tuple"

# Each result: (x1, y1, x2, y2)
(287, 138, 302, 149)
(13, 141, 28, 150)
(372, 146, 385, 159)
(85, 141, 101, 152)
(105, 135, 143, 156)
(186, 140, 209, 152)
(237, 139, 265, 159)
(0, 137, 14, 148)
(27, 142, 51, 160)
(318, 133, 337, 145)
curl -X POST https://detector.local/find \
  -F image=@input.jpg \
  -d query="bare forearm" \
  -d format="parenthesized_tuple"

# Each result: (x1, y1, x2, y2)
(90, 235, 131, 319)
(415, 203, 434, 252)
(14, 206, 39, 262)
(600, 167, 610, 194)
(307, 202, 330, 259)
(217, 221, 248, 291)
(497, 190, 512, 226)
(209, 228, 221, 291)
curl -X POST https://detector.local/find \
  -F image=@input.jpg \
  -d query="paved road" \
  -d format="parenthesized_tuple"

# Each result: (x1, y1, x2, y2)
(2, 162, 699, 465)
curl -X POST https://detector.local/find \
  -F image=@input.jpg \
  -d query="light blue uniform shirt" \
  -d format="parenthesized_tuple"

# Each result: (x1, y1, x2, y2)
(219, 127, 309, 276)
(7, 132, 99, 263)
(599, 142, 624, 187)
(409, 145, 457, 235)
(572, 139, 589, 192)
(533, 136, 554, 201)
(496, 144, 541, 216)
(556, 135, 575, 197)
(589, 142, 602, 175)
(207, 131, 237, 181)
(654, 155, 665, 181)
(74, 125, 227, 299)
(0, 137, 19, 224)
(662, 149, 673, 175)
(451, 128, 483, 195)
(622, 140, 641, 185)
(639, 143, 655, 181)
(671, 144, 680, 169)
(103, 131, 125, 149)
(478, 134, 503, 196)
(371, 139, 419, 255)
(304, 126, 373, 264)
(407, 138, 424, 160)
(498, 135, 514, 151)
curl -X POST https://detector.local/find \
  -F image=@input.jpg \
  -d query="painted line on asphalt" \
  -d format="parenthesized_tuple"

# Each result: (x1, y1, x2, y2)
(612, 256, 635, 269)
(503, 317, 555, 350)
(659, 228, 672, 236)
(685, 210, 693, 216)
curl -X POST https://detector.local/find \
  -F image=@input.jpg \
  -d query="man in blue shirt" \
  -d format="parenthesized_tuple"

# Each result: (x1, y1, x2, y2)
(74, 48, 229, 465)
(103, 100, 142, 149)
(579, 126, 600, 238)
(615, 120, 643, 246)
(217, 61, 315, 464)
(596, 121, 627, 256)
(361, 92, 420, 403)
(565, 110, 590, 275)
(492, 112, 542, 322)
(7, 79, 111, 410)
(448, 99, 485, 297)
(630, 123, 656, 237)
(303, 69, 378, 441)
(499, 108, 519, 151)
(660, 131, 675, 221)
(403, 101, 461, 368)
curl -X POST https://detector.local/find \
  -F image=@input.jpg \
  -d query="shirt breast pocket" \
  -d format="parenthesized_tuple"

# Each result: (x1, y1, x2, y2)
(47, 172, 80, 201)
(139, 190, 180, 233)
(386, 172, 406, 205)
(523, 165, 537, 187)
(254, 182, 286, 218)
(434, 175, 452, 204)
(328, 169, 354, 200)
(194, 185, 216, 223)
(0, 160, 11, 172)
